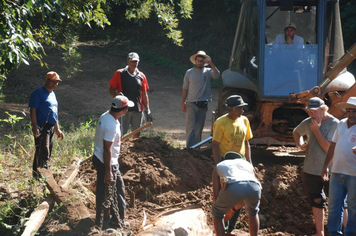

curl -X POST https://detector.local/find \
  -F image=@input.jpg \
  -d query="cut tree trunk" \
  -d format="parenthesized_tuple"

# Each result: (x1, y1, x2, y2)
(21, 160, 94, 236)
(37, 167, 95, 235)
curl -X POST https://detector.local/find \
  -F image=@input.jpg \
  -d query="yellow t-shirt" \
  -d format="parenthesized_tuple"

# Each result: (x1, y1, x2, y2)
(213, 114, 252, 157)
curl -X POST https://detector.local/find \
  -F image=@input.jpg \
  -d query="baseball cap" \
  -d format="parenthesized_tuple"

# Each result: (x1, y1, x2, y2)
(225, 95, 248, 107)
(223, 151, 244, 161)
(127, 52, 140, 61)
(306, 97, 325, 110)
(111, 95, 134, 112)
(45, 71, 62, 81)
(285, 22, 297, 30)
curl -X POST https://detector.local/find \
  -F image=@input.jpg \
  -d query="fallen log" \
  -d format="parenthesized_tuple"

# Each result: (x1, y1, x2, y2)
(21, 160, 86, 236)
(58, 158, 80, 188)
(38, 167, 95, 235)
(21, 196, 54, 236)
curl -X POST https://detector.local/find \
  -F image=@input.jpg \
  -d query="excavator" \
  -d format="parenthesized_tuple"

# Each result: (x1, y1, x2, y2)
(215, 0, 356, 145)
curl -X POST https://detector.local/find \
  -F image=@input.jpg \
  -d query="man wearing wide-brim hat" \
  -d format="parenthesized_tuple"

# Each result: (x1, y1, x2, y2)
(212, 95, 253, 235)
(274, 22, 304, 44)
(321, 97, 356, 235)
(181, 50, 220, 148)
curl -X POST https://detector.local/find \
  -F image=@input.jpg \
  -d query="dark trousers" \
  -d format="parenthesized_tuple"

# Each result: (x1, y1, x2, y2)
(93, 155, 126, 226)
(33, 123, 54, 178)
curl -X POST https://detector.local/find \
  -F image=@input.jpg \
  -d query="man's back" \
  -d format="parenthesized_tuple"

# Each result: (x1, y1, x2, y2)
(216, 159, 257, 182)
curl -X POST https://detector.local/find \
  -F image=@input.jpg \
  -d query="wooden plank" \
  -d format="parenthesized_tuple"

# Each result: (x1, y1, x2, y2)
(121, 122, 153, 141)
(37, 168, 95, 234)
(21, 196, 54, 236)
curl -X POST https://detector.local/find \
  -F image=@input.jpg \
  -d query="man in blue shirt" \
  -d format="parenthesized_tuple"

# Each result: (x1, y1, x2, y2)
(29, 71, 64, 178)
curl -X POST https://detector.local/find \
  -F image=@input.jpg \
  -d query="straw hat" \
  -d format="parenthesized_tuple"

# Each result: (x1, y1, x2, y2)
(189, 51, 211, 66)
(335, 97, 356, 110)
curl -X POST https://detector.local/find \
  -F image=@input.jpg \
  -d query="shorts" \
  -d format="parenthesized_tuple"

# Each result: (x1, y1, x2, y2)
(302, 171, 328, 208)
(212, 180, 261, 219)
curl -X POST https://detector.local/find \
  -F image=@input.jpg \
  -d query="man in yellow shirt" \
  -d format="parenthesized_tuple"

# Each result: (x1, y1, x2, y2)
(212, 95, 252, 164)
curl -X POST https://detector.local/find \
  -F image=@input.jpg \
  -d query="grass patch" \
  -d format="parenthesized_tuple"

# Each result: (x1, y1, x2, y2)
(0, 117, 97, 235)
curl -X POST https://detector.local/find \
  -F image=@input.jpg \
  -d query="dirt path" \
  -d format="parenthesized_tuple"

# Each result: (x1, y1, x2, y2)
(3, 44, 218, 148)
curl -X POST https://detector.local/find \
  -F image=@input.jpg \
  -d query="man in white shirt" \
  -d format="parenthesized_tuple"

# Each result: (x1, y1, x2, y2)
(321, 97, 356, 236)
(92, 95, 134, 230)
(274, 22, 304, 44)
(212, 152, 261, 236)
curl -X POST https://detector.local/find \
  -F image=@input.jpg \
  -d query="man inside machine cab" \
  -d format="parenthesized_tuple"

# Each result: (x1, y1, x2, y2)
(274, 22, 304, 44)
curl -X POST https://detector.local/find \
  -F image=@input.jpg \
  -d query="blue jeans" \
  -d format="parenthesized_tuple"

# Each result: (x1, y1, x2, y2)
(328, 173, 356, 236)
(185, 102, 208, 148)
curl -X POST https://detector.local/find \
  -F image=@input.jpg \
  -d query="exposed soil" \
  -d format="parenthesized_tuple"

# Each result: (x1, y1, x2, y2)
(0, 31, 330, 235)
(37, 140, 316, 236)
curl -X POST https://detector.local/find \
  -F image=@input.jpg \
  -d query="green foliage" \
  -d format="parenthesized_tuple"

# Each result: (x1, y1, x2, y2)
(125, 0, 193, 46)
(0, 118, 97, 234)
(0, 111, 25, 132)
(0, 0, 109, 78)
(62, 33, 82, 79)
(0, 0, 193, 80)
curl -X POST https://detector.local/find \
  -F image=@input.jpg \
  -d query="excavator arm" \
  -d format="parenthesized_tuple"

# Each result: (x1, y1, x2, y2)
(289, 43, 356, 104)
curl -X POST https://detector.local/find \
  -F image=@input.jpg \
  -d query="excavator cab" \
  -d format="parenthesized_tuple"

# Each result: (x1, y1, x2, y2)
(219, 0, 355, 144)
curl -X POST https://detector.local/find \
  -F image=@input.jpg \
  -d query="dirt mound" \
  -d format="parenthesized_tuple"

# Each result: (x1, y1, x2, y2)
(34, 137, 319, 236)
(74, 137, 215, 235)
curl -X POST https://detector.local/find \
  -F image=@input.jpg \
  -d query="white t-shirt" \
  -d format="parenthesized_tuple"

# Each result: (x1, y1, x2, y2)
(93, 111, 121, 165)
(216, 159, 260, 185)
(331, 118, 356, 176)
(274, 33, 304, 44)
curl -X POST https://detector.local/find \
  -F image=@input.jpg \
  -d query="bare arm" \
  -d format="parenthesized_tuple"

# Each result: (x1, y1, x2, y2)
(212, 140, 221, 164)
(103, 140, 113, 184)
(245, 140, 251, 163)
(54, 122, 64, 140)
(205, 60, 219, 78)
(181, 89, 188, 113)
(293, 129, 308, 151)
(212, 168, 220, 203)
(109, 86, 117, 98)
(245, 140, 252, 164)
(321, 142, 335, 181)
(30, 107, 39, 138)
(142, 90, 149, 111)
